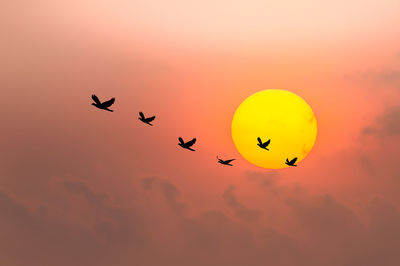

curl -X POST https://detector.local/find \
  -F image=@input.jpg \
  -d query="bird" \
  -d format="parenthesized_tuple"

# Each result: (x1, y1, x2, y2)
(91, 94, 115, 112)
(178, 137, 196, 151)
(285, 157, 298, 167)
(138, 112, 155, 126)
(217, 156, 235, 166)
(257, 137, 271, 150)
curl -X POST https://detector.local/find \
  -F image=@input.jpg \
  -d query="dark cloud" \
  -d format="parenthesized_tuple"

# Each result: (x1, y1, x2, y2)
(363, 105, 400, 138)
(247, 171, 282, 194)
(366, 198, 400, 265)
(286, 194, 365, 244)
(141, 177, 187, 214)
(0, 189, 108, 266)
(2, 170, 400, 266)
(223, 185, 261, 222)
(62, 180, 145, 244)
(141, 177, 156, 189)
(378, 70, 400, 84)
(347, 67, 400, 89)
(283, 193, 400, 266)
(177, 209, 306, 266)
(63, 180, 110, 206)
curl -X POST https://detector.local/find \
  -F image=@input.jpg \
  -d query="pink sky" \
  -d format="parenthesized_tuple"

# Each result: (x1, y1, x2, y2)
(1, 1, 400, 265)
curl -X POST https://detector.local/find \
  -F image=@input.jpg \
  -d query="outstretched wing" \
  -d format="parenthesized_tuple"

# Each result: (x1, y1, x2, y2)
(257, 137, 262, 145)
(186, 138, 196, 146)
(286, 158, 290, 163)
(265, 139, 271, 146)
(92, 94, 101, 105)
(102, 98, 115, 108)
(178, 137, 185, 144)
(146, 116, 155, 122)
(224, 159, 235, 163)
(139, 112, 145, 119)
(290, 157, 298, 164)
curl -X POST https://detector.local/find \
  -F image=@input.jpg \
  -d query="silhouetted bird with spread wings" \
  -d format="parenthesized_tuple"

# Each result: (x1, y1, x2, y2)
(285, 157, 298, 167)
(257, 137, 271, 150)
(217, 156, 235, 166)
(178, 137, 196, 151)
(138, 112, 155, 126)
(91, 94, 115, 112)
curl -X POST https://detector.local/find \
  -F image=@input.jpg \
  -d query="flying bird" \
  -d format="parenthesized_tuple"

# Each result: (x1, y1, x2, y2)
(91, 94, 115, 112)
(178, 137, 196, 151)
(217, 156, 235, 166)
(285, 157, 298, 167)
(257, 137, 271, 150)
(138, 112, 155, 126)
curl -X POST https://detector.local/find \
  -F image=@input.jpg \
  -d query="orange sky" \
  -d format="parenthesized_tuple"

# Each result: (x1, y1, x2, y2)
(1, 1, 400, 265)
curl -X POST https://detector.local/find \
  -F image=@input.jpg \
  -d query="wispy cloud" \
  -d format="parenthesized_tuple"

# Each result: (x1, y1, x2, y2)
(223, 185, 261, 222)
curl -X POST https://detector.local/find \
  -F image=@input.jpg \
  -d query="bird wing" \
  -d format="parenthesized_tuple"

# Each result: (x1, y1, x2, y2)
(178, 137, 185, 144)
(290, 157, 298, 164)
(146, 116, 155, 122)
(225, 159, 235, 163)
(186, 138, 196, 146)
(139, 112, 145, 119)
(257, 137, 262, 145)
(102, 98, 115, 108)
(265, 139, 271, 146)
(92, 94, 101, 105)
(286, 158, 290, 163)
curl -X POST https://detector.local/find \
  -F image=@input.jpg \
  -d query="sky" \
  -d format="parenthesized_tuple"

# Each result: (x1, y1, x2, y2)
(1, 0, 400, 265)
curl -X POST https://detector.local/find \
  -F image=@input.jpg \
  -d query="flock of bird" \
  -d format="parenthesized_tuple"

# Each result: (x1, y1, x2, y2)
(91, 94, 298, 167)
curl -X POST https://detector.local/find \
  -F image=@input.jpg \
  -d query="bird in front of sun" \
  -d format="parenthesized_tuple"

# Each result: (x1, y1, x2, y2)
(91, 94, 115, 112)
(285, 157, 298, 167)
(257, 137, 271, 150)
(178, 137, 196, 151)
(217, 156, 235, 166)
(138, 112, 155, 126)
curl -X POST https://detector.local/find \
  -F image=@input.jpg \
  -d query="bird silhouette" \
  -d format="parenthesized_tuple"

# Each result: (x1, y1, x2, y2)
(178, 137, 196, 151)
(91, 94, 115, 112)
(138, 112, 155, 126)
(257, 137, 271, 150)
(285, 157, 298, 167)
(217, 156, 235, 166)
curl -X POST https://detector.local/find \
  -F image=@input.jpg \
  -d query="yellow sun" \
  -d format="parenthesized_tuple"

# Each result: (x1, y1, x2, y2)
(231, 89, 317, 169)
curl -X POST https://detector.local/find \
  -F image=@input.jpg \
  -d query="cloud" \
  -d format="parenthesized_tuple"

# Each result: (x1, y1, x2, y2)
(63, 180, 110, 206)
(0, 189, 105, 266)
(2, 170, 400, 266)
(363, 105, 400, 138)
(366, 197, 400, 265)
(223, 185, 261, 222)
(346, 65, 400, 89)
(246, 171, 282, 194)
(141, 177, 187, 214)
(141, 176, 156, 189)
(378, 70, 400, 84)
(282, 192, 400, 266)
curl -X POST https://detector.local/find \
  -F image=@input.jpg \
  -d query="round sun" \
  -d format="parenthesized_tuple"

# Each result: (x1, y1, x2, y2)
(231, 89, 317, 169)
